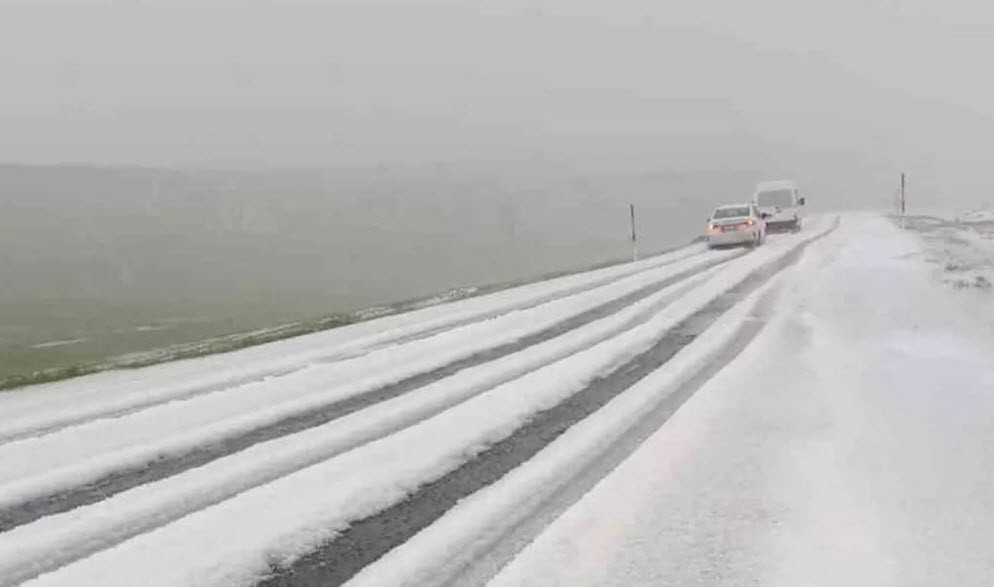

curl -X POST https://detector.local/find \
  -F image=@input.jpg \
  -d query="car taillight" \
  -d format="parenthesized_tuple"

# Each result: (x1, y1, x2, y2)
(745, 218, 755, 226)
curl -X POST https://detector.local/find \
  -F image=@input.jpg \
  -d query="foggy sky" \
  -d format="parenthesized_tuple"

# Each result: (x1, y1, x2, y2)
(2, 0, 994, 207)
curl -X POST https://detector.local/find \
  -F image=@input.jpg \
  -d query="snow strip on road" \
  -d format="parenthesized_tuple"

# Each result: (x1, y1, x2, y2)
(344, 247, 785, 587)
(0, 245, 702, 442)
(0, 249, 736, 505)
(19, 222, 831, 587)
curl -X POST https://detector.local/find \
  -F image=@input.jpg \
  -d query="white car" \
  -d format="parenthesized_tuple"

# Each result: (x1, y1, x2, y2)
(752, 179, 805, 233)
(706, 203, 766, 248)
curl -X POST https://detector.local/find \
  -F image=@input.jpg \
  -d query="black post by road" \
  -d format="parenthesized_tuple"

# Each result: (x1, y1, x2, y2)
(900, 172, 906, 228)
(901, 172, 906, 216)
(630, 203, 639, 262)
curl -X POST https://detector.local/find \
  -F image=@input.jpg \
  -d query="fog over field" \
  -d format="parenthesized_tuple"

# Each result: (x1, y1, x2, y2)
(2, 0, 994, 379)
(1, 163, 744, 316)
(0, 162, 762, 378)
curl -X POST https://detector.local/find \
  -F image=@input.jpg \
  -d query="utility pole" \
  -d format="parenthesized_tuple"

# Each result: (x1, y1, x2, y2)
(630, 203, 639, 262)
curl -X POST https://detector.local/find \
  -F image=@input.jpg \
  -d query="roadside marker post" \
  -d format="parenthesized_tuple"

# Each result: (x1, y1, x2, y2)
(900, 172, 907, 228)
(630, 203, 639, 262)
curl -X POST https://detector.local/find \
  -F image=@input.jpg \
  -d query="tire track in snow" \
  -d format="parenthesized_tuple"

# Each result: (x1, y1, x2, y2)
(446, 319, 772, 587)
(0, 252, 741, 535)
(256, 219, 839, 587)
(432, 249, 798, 587)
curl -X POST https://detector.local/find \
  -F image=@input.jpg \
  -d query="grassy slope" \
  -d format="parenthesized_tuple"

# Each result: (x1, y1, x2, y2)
(0, 163, 751, 390)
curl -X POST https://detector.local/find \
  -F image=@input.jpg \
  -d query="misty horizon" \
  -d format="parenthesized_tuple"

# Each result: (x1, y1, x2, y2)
(2, 0, 994, 380)
(2, 1, 994, 209)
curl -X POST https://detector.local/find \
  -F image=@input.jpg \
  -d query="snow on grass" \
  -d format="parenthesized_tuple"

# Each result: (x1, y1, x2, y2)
(28, 339, 89, 350)
(962, 210, 994, 223)
(903, 212, 994, 297)
(0, 248, 734, 507)
(16, 224, 833, 587)
(0, 244, 702, 440)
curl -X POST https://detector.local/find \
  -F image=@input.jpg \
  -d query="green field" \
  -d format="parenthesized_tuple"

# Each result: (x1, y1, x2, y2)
(0, 163, 750, 388)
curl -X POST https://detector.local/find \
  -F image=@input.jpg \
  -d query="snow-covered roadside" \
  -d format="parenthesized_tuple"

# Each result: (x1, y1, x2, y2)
(0, 244, 702, 440)
(19, 223, 832, 587)
(0, 248, 735, 498)
(487, 213, 994, 587)
(902, 212, 994, 335)
(951, 208, 994, 224)
(0, 256, 723, 583)
(905, 214, 994, 291)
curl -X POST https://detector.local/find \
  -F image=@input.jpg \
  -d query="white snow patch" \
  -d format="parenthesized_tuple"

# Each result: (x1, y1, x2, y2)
(133, 325, 174, 333)
(28, 339, 88, 350)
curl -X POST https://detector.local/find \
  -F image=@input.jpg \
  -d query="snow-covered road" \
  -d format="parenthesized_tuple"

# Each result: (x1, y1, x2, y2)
(487, 213, 994, 587)
(6, 212, 992, 586)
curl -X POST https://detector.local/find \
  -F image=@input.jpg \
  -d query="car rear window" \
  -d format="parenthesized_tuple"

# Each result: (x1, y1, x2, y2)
(713, 207, 750, 219)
